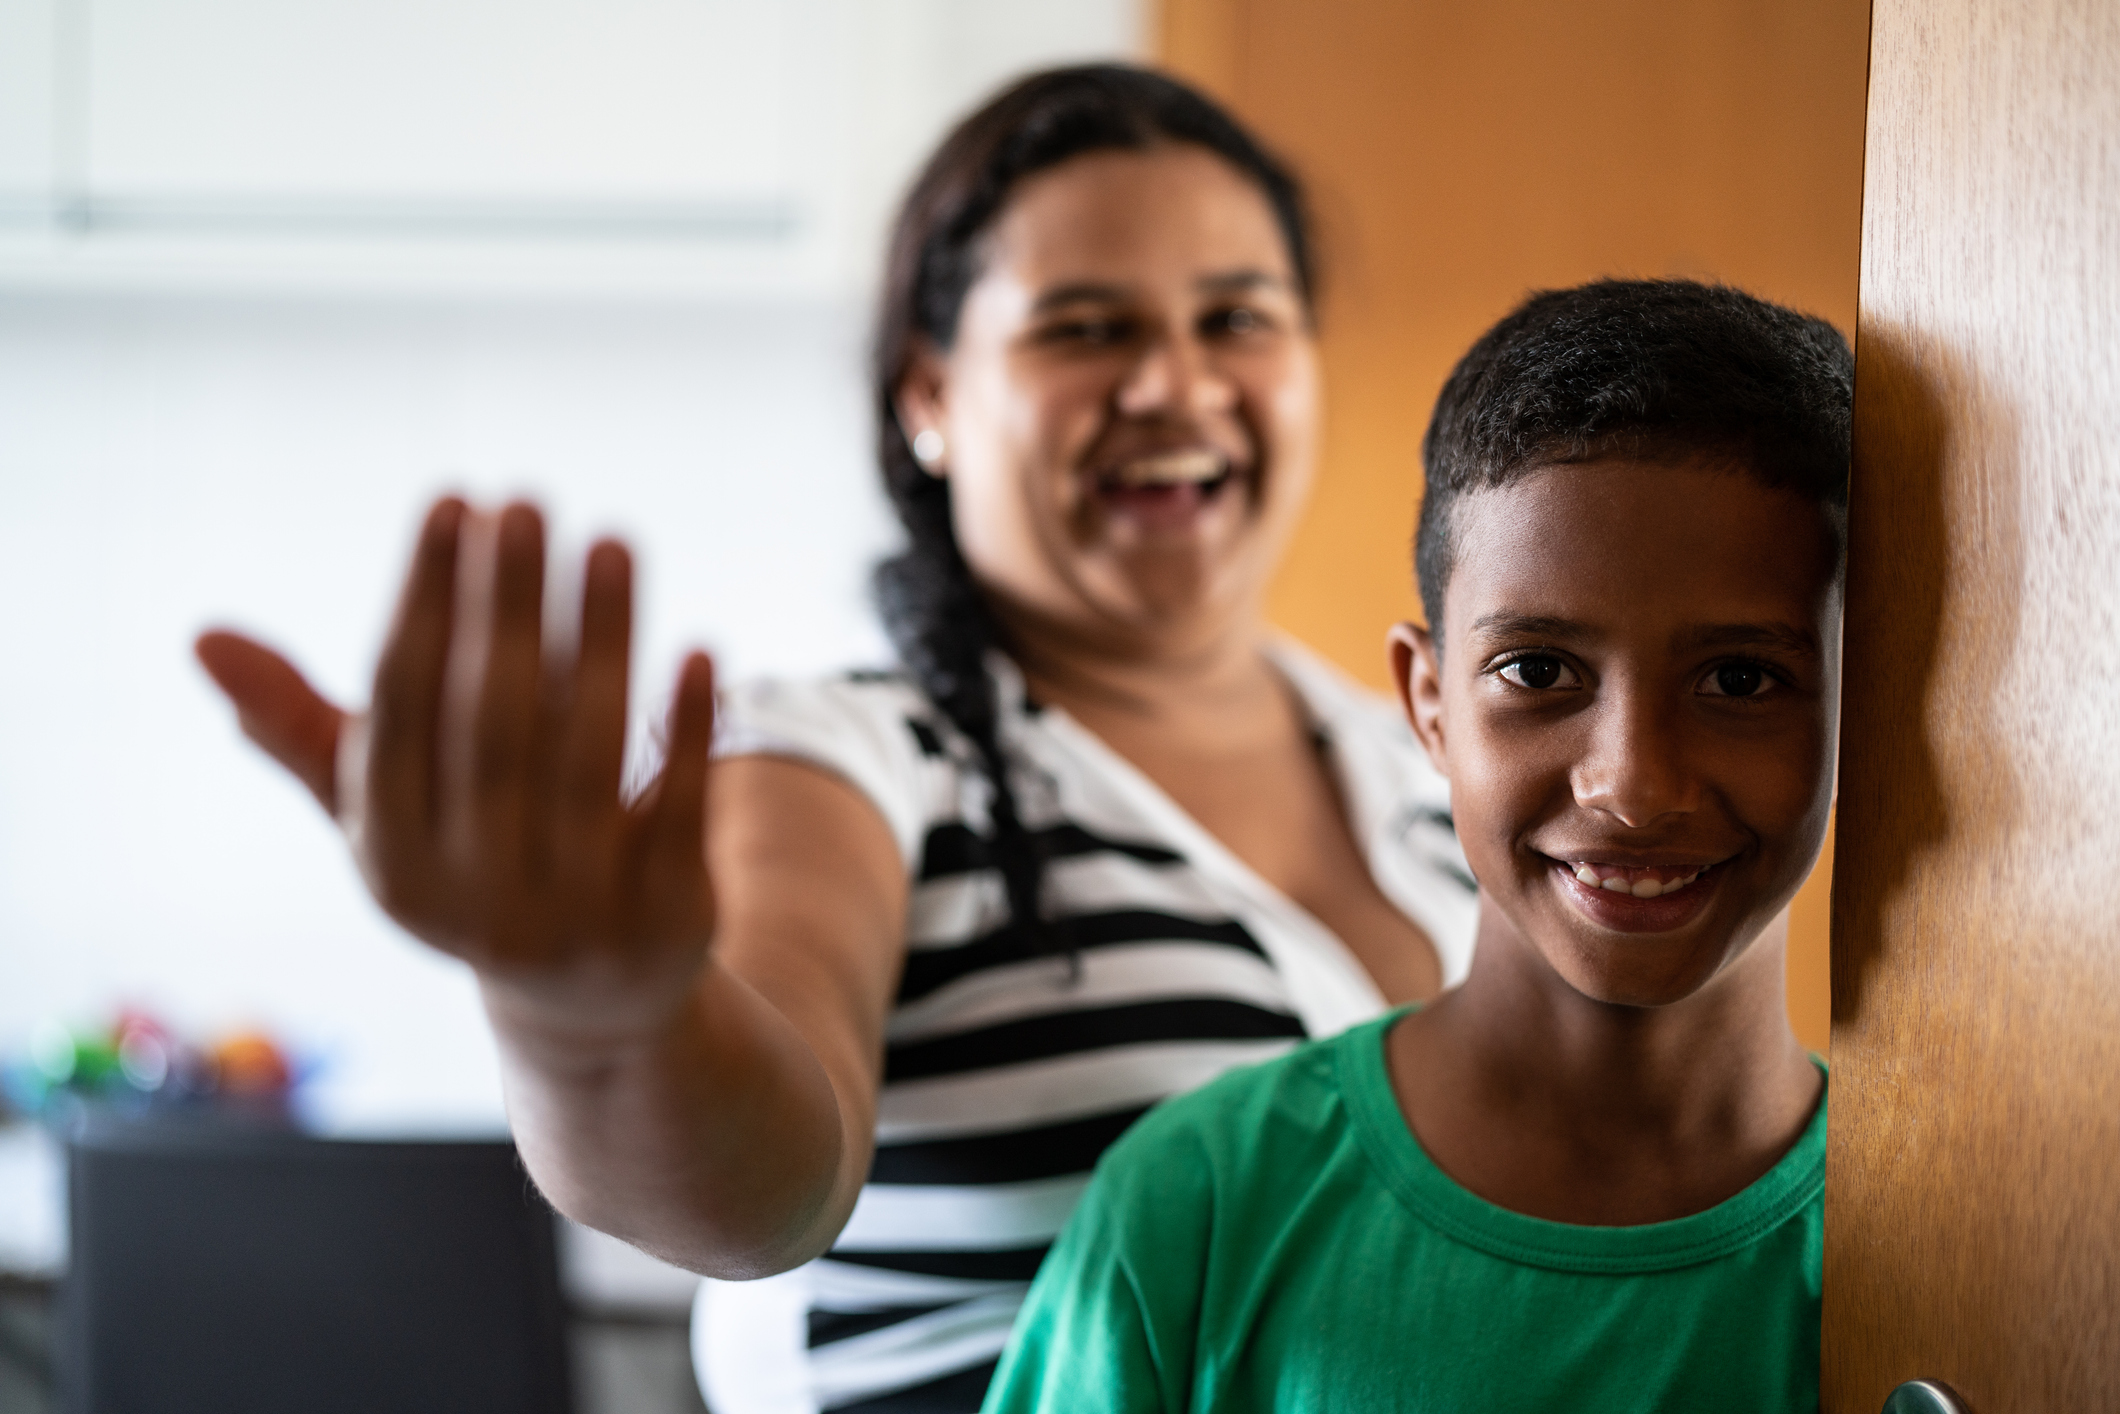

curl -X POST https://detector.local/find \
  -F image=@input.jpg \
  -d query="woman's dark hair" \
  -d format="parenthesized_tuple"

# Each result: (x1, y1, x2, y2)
(1415, 278, 1854, 650)
(871, 63, 1315, 955)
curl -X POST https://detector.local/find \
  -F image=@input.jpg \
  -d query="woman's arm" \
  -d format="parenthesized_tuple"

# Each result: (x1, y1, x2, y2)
(494, 754, 906, 1278)
(197, 497, 906, 1278)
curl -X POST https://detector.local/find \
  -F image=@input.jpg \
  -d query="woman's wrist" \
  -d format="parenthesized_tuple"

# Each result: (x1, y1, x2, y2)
(476, 950, 720, 1081)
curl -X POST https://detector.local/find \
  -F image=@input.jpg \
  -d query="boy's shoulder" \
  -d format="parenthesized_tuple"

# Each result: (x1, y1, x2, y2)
(1095, 1014, 1393, 1201)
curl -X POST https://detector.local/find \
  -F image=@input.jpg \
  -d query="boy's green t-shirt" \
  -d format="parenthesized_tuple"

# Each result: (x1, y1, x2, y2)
(983, 1011, 1825, 1414)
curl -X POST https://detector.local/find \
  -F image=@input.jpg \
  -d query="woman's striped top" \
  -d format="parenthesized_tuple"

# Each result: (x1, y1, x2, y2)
(691, 642, 1479, 1414)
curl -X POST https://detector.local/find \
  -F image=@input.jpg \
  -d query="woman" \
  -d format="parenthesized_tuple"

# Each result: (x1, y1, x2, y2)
(197, 66, 1477, 1413)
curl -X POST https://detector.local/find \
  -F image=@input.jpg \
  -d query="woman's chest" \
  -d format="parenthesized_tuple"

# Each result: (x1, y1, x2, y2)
(1095, 733, 1441, 1004)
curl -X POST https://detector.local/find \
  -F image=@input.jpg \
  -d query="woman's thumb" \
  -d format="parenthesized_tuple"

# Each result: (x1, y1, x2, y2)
(195, 628, 346, 813)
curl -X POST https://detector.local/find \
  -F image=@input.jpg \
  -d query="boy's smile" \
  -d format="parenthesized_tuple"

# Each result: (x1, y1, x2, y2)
(1550, 857, 1728, 932)
(1399, 457, 1841, 1009)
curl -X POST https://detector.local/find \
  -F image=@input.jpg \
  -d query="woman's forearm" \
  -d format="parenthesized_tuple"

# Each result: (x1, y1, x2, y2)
(486, 956, 866, 1280)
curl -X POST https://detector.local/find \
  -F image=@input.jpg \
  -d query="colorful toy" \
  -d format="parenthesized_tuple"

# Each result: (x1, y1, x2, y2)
(2, 1010, 308, 1120)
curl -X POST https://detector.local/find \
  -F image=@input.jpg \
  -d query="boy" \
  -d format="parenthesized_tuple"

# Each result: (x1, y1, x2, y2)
(981, 279, 1850, 1412)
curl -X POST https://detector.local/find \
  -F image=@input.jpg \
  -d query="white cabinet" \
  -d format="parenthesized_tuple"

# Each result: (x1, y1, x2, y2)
(0, 0, 1142, 297)
(0, 0, 62, 210)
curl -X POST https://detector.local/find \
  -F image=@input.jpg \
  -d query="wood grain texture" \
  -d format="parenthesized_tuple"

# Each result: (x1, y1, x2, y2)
(1826, 0, 2120, 1405)
(1155, 0, 1870, 1053)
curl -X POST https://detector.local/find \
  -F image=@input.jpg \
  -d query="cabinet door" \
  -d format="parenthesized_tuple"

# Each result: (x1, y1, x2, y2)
(0, 0, 1144, 296)
(84, 0, 794, 206)
(1824, 0, 2120, 1405)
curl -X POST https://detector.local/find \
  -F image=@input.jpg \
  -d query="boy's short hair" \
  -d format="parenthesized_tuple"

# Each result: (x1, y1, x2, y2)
(1415, 278, 1854, 644)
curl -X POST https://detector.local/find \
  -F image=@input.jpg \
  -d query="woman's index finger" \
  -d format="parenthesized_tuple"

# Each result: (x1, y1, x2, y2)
(638, 651, 719, 903)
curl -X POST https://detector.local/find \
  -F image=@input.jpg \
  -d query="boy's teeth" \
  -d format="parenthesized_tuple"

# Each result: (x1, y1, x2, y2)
(1110, 450, 1224, 486)
(1571, 862, 1703, 897)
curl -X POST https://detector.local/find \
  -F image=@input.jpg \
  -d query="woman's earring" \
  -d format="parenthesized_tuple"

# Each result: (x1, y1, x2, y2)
(911, 429, 946, 470)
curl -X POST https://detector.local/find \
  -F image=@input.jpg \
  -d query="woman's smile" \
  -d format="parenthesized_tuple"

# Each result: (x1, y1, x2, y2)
(1087, 444, 1250, 538)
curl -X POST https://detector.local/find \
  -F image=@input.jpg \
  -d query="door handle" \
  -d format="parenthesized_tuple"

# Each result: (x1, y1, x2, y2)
(1882, 1381, 1967, 1414)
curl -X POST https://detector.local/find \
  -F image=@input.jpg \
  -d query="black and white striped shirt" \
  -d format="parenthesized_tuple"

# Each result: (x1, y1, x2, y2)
(692, 643, 1477, 1414)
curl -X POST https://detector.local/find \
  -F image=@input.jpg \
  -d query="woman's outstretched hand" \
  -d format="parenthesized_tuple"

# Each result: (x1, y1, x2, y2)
(197, 495, 896, 1275)
(195, 497, 720, 1058)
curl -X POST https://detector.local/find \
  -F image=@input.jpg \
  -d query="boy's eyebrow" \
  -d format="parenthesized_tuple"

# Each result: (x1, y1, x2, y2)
(1675, 622, 1822, 656)
(1468, 615, 1821, 657)
(1469, 613, 1595, 641)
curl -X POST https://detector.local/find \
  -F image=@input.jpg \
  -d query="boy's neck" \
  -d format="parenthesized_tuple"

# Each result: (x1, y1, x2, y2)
(1387, 913, 1822, 1226)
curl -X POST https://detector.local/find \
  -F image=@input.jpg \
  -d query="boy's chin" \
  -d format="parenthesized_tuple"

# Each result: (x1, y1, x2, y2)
(1500, 857, 1786, 1009)
(1529, 902, 1784, 1010)
(1542, 937, 1740, 1010)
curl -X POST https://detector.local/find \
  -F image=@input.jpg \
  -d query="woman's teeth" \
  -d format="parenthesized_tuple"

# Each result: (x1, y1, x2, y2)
(1570, 862, 1705, 898)
(1108, 449, 1226, 487)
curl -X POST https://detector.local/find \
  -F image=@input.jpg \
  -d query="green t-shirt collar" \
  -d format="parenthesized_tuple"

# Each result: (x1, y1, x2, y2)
(1339, 1008, 1829, 1275)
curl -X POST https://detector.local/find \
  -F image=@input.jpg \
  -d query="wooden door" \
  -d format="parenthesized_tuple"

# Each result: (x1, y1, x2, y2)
(1824, 0, 2120, 1406)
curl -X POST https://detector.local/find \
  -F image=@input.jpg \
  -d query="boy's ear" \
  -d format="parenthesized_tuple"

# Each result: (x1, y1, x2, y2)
(1389, 621, 1450, 778)
(893, 339, 950, 479)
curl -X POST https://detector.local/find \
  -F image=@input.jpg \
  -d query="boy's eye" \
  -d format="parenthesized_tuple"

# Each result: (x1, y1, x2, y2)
(1498, 655, 1578, 690)
(1699, 661, 1774, 698)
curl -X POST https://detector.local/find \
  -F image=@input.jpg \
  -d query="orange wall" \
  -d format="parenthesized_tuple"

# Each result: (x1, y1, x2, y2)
(1158, 0, 1869, 1052)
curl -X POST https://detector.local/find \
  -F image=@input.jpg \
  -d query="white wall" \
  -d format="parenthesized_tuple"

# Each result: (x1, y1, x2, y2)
(0, 0, 1144, 1132)
(0, 292, 893, 1129)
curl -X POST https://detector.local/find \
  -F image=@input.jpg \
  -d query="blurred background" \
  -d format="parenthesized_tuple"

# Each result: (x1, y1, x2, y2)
(0, 1, 1867, 1409)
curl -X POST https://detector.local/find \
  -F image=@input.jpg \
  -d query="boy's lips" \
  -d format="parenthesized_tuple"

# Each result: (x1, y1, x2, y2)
(1542, 853, 1730, 933)
(1563, 860, 1707, 898)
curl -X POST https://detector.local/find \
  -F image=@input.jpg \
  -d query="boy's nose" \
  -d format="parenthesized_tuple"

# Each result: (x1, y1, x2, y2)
(1570, 696, 1699, 828)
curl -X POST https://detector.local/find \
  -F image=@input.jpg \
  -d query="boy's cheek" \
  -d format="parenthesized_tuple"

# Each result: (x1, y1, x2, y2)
(1710, 727, 1836, 868)
(1758, 768, 1838, 900)
(1438, 721, 1556, 885)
